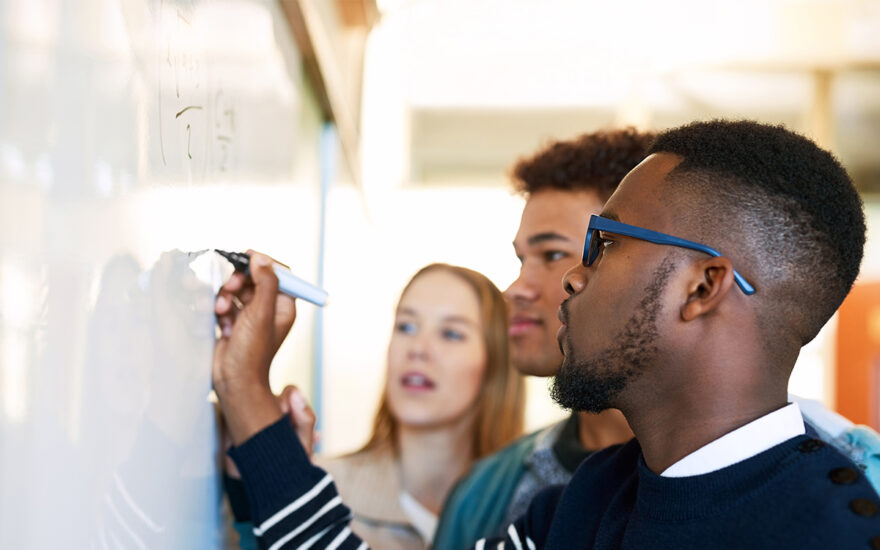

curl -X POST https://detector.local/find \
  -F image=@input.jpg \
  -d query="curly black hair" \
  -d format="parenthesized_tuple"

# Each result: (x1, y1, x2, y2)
(648, 119, 866, 346)
(511, 128, 656, 200)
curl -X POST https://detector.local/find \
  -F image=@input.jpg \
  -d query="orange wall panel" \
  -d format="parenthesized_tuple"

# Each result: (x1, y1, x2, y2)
(836, 282, 880, 429)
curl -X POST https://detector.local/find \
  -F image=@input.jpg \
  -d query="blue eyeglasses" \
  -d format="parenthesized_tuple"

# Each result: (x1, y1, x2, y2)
(583, 214, 755, 295)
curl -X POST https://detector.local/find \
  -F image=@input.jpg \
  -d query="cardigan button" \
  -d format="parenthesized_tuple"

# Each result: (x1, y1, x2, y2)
(850, 498, 879, 518)
(797, 439, 824, 453)
(829, 467, 859, 485)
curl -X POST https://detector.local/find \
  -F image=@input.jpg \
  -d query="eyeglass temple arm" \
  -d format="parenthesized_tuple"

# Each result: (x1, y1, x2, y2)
(593, 218, 756, 295)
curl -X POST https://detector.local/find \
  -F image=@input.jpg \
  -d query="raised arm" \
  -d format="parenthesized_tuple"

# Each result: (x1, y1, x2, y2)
(212, 252, 365, 549)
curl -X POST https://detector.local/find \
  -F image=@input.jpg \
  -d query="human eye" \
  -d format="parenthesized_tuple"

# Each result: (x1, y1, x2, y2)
(543, 250, 570, 263)
(442, 327, 465, 341)
(395, 321, 417, 334)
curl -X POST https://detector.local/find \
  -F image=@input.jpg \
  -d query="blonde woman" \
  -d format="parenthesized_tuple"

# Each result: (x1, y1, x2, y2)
(317, 264, 524, 549)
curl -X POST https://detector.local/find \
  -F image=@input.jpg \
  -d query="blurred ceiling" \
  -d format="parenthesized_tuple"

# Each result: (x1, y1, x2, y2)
(366, 0, 880, 191)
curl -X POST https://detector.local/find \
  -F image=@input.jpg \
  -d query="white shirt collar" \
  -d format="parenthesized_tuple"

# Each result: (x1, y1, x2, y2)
(398, 490, 438, 543)
(661, 402, 805, 478)
(790, 393, 852, 439)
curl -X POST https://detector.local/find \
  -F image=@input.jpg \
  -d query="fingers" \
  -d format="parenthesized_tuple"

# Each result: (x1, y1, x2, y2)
(291, 392, 316, 455)
(279, 385, 317, 457)
(289, 388, 316, 429)
(215, 273, 247, 316)
(273, 294, 297, 351)
(277, 385, 296, 415)
(215, 271, 256, 338)
(272, 385, 316, 456)
(212, 250, 289, 382)
(248, 254, 280, 332)
(245, 251, 296, 351)
(216, 273, 249, 312)
(216, 294, 238, 338)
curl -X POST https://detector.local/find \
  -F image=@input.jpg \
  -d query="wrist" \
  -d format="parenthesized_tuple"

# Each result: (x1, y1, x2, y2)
(214, 371, 271, 401)
(215, 382, 283, 446)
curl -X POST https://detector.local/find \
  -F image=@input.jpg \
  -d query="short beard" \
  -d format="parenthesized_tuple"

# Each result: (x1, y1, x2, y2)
(551, 257, 676, 413)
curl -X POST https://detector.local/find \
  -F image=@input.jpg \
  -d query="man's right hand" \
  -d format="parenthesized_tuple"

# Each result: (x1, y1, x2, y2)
(212, 251, 297, 446)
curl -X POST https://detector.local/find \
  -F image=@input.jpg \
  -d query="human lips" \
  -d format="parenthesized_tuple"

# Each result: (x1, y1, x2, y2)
(509, 314, 542, 336)
(556, 303, 569, 351)
(401, 371, 436, 391)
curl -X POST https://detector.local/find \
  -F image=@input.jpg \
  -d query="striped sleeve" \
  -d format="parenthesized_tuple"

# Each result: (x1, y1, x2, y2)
(473, 523, 538, 550)
(228, 417, 366, 550)
(231, 417, 549, 550)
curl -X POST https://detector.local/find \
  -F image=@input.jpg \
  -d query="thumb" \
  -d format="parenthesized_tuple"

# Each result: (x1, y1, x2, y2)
(287, 387, 317, 457)
(248, 253, 279, 331)
(277, 385, 296, 416)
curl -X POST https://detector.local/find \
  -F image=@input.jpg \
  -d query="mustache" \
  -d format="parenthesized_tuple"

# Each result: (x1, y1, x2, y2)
(559, 299, 570, 325)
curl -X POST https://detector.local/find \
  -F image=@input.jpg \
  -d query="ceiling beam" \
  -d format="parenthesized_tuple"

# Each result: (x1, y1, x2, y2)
(279, 0, 377, 186)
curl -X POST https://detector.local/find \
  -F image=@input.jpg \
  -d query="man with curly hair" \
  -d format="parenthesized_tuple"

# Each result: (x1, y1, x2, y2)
(432, 129, 655, 550)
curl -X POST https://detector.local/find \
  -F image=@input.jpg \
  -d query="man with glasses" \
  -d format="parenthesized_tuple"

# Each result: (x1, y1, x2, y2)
(435, 127, 880, 549)
(213, 120, 880, 549)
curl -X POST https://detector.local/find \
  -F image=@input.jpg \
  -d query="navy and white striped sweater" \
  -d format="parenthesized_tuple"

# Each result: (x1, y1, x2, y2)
(229, 417, 880, 550)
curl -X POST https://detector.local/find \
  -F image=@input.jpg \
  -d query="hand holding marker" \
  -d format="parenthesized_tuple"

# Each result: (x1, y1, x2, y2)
(215, 250, 328, 307)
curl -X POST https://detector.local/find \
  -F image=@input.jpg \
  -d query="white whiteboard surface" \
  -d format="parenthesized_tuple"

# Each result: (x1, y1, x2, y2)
(0, 1, 324, 547)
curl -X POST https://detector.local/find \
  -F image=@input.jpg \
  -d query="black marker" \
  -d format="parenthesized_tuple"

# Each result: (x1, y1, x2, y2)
(215, 250, 328, 307)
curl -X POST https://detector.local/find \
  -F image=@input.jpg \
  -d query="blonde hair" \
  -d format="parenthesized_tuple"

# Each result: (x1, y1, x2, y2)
(359, 263, 525, 460)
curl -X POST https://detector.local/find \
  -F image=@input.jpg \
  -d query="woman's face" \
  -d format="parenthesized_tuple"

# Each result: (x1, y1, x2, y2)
(386, 270, 487, 430)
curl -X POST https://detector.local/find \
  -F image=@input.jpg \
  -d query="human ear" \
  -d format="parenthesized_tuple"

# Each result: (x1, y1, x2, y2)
(680, 257, 736, 321)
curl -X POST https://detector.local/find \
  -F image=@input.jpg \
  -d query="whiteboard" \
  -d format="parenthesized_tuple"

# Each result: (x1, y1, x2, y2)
(0, 0, 325, 547)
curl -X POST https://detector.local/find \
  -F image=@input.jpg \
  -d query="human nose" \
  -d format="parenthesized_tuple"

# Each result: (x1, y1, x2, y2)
(406, 331, 431, 360)
(504, 264, 539, 303)
(562, 263, 588, 296)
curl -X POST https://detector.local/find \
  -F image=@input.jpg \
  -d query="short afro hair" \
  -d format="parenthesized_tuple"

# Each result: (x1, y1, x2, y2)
(648, 120, 866, 345)
(511, 128, 656, 201)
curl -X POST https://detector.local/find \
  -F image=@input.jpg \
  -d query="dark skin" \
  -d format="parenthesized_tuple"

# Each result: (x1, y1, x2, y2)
(560, 153, 795, 473)
(507, 188, 633, 450)
(213, 251, 315, 451)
